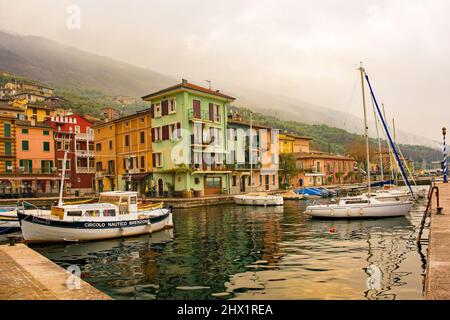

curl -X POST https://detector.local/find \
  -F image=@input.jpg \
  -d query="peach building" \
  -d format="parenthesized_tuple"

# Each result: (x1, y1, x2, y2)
(15, 120, 58, 194)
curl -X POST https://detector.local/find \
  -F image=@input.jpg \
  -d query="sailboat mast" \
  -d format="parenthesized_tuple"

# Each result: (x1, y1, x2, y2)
(382, 103, 394, 182)
(250, 112, 253, 192)
(392, 118, 398, 185)
(371, 96, 384, 181)
(58, 150, 68, 207)
(359, 64, 371, 195)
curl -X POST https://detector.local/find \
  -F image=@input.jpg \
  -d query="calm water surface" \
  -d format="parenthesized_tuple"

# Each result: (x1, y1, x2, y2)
(32, 200, 428, 300)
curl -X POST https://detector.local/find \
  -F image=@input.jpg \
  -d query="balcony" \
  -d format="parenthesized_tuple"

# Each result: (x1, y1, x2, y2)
(190, 163, 228, 172)
(188, 110, 221, 123)
(76, 133, 94, 141)
(75, 150, 95, 158)
(17, 167, 57, 175)
(76, 167, 96, 174)
(226, 163, 262, 170)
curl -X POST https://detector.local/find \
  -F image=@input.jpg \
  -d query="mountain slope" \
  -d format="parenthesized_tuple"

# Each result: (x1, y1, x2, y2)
(0, 30, 439, 149)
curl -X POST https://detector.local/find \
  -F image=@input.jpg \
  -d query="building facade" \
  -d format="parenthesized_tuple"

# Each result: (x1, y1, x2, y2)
(294, 151, 357, 187)
(93, 110, 152, 194)
(46, 115, 96, 195)
(227, 116, 279, 195)
(142, 79, 235, 197)
(14, 120, 58, 194)
(279, 132, 311, 154)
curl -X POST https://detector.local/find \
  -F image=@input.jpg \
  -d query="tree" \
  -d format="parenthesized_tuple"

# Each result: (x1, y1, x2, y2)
(279, 153, 298, 189)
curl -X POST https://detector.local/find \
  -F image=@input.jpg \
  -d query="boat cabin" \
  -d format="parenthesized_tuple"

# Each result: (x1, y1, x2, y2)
(98, 191, 139, 214)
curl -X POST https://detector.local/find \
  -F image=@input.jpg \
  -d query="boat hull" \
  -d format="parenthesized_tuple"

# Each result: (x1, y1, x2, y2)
(0, 211, 20, 234)
(17, 211, 173, 243)
(234, 195, 284, 206)
(305, 201, 413, 219)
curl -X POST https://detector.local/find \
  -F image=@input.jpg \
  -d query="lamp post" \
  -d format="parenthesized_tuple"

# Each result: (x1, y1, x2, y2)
(443, 127, 448, 183)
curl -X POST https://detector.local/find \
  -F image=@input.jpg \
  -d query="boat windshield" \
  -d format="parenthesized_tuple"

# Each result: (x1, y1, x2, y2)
(344, 199, 369, 204)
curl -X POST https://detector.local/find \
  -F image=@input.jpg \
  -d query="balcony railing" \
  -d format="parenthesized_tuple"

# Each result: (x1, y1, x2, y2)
(76, 133, 94, 141)
(75, 150, 95, 157)
(76, 167, 96, 174)
(16, 168, 57, 175)
(226, 163, 262, 170)
(190, 163, 228, 171)
(188, 110, 221, 123)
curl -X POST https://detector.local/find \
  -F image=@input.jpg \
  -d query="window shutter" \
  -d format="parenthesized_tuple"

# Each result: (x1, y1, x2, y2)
(152, 153, 156, 168)
(162, 125, 169, 140)
(209, 103, 214, 121)
(151, 128, 155, 142)
(162, 100, 168, 116)
(151, 104, 155, 118)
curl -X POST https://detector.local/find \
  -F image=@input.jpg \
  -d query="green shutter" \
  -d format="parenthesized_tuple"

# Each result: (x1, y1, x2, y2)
(4, 141, 11, 156)
(4, 123, 11, 138)
(5, 160, 12, 173)
(22, 141, 29, 151)
(21, 128, 28, 134)
(43, 142, 50, 151)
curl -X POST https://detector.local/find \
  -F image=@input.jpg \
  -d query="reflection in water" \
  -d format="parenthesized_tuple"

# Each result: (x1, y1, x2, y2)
(33, 200, 426, 300)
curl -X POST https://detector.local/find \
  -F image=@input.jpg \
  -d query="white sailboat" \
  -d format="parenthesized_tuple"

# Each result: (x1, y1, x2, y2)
(234, 112, 284, 206)
(306, 64, 413, 219)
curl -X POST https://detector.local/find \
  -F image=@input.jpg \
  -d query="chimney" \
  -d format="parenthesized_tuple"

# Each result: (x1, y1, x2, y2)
(182, 79, 188, 84)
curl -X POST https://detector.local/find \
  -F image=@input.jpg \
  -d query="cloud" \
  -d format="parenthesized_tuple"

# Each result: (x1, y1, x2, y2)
(0, 0, 449, 140)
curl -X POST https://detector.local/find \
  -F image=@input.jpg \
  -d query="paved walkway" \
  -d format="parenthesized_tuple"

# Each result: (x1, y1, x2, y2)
(0, 244, 111, 300)
(425, 182, 450, 299)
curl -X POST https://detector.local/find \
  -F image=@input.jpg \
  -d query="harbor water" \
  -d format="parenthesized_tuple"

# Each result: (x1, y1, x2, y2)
(32, 200, 428, 300)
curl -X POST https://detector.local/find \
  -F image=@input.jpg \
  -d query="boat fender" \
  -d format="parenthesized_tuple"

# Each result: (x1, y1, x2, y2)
(359, 208, 364, 216)
(347, 208, 351, 216)
(120, 227, 125, 237)
(147, 221, 152, 234)
(330, 208, 334, 216)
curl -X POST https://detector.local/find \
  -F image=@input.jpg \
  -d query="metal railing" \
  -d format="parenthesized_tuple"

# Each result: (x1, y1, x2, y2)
(417, 185, 441, 243)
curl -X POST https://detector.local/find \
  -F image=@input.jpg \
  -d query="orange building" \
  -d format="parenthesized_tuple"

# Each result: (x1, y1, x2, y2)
(294, 151, 357, 187)
(14, 120, 58, 194)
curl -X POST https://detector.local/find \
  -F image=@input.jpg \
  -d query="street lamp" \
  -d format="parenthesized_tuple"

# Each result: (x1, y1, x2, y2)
(443, 127, 448, 183)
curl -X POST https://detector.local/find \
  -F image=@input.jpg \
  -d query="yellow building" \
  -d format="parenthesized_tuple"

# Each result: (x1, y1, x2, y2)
(93, 109, 152, 194)
(24, 102, 56, 122)
(278, 132, 311, 154)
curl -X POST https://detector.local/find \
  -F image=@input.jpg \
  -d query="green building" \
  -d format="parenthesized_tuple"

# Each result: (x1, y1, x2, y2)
(141, 79, 235, 197)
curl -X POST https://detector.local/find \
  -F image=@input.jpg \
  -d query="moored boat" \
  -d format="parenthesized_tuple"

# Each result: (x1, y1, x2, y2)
(0, 207, 19, 234)
(234, 192, 284, 206)
(305, 196, 413, 219)
(17, 191, 173, 243)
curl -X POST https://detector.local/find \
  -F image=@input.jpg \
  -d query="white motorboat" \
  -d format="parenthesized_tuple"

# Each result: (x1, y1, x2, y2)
(0, 207, 19, 234)
(234, 192, 284, 206)
(305, 195, 413, 219)
(17, 191, 173, 243)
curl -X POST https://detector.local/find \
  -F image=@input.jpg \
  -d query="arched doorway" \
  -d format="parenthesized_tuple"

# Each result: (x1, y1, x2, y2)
(158, 178, 164, 197)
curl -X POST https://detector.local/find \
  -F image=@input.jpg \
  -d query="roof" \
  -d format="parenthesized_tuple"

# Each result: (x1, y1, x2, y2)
(279, 132, 312, 141)
(227, 119, 276, 130)
(92, 109, 151, 128)
(16, 119, 53, 129)
(141, 80, 236, 101)
(295, 151, 355, 161)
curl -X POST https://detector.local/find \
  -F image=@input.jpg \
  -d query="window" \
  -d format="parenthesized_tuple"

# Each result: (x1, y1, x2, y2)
(85, 210, 100, 217)
(215, 104, 221, 122)
(96, 143, 102, 151)
(22, 140, 29, 151)
(153, 153, 163, 167)
(43, 130, 49, 135)
(140, 131, 145, 144)
(140, 156, 145, 169)
(154, 127, 162, 141)
(19, 160, 32, 173)
(109, 140, 113, 150)
(125, 135, 129, 147)
(3, 123, 11, 138)
(205, 177, 221, 188)
(96, 162, 103, 171)
(21, 128, 28, 134)
(130, 196, 137, 204)
(67, 211, 82, 217)
(4, 141, 11, 156)
(232, 175, 237, 187)
(5, 160, 12, 173)
(169, 123, 179, 140)
(103, 209, 116, 217)
(169, 98, 176, 113)
(74, 126, 80, 133)
(154, 103, 162, 117)
(43, 141, 50, 151)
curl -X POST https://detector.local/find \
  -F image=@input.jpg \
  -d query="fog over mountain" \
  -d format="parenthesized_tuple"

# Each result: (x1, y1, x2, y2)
(0, 30, 440, 149)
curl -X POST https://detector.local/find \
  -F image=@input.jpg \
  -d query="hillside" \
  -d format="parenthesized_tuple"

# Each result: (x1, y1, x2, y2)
(0, 30, 439, 148)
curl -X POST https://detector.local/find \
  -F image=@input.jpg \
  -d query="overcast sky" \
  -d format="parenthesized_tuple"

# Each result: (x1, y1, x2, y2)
(1, 0, 449, 141)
